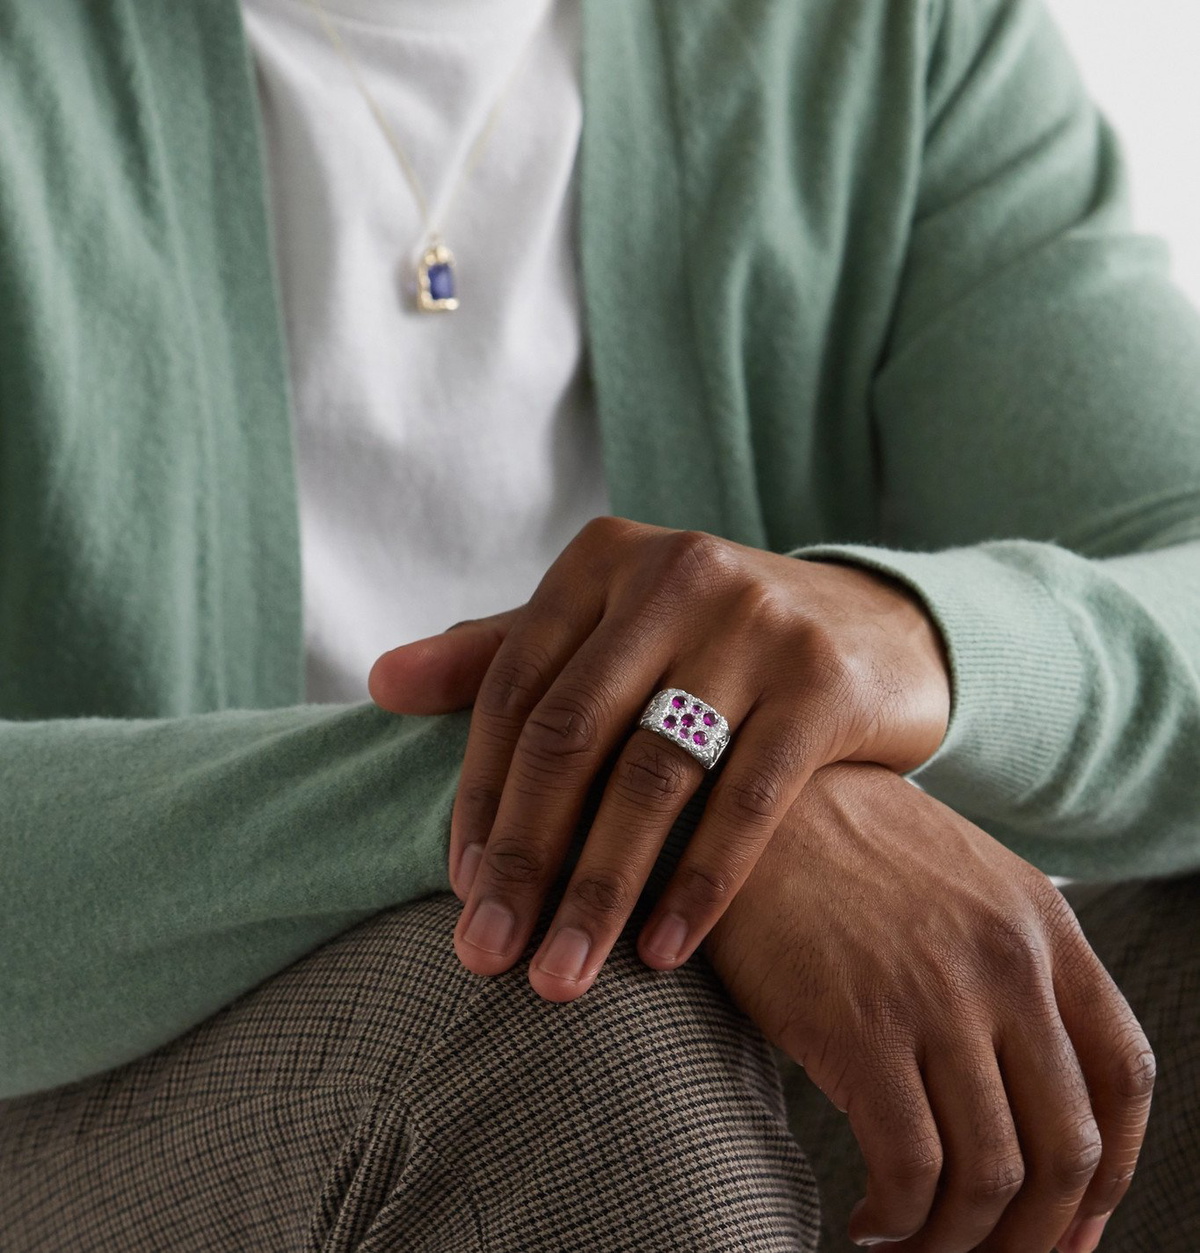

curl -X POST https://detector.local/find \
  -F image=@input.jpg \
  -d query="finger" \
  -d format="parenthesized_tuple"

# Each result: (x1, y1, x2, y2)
(368, 608, 523, 715)
(529, 682, 752, 1001)
(1052, 936, 1155, 1247)
(976, 999, 1101, 1253)
(892, 1048, 1024, 1253)
(837, 1054, 943, 1246)
(527, 729, 706, 1001)
(454, 610, 673, 975)
(636, 699, 832, 973)
(447, 600, 600, 901)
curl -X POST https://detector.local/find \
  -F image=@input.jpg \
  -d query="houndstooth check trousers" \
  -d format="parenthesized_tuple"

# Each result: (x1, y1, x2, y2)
(0, 872, 1196, 1250)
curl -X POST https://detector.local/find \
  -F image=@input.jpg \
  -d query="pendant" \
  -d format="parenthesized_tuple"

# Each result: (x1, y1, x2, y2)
(416, 240, 459, 313)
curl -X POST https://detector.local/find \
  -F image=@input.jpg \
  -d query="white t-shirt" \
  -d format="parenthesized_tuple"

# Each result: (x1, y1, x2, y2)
(241, 0, 610, 703)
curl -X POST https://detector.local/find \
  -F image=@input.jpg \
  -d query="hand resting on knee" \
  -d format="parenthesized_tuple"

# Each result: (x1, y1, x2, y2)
(704, 762, 1154, 1253)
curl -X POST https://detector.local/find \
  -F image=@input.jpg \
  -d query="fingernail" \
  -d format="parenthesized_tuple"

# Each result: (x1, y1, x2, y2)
(537, 926, 591, 982)
(1058, 1212, 1111, 1253)
(458, 842, 484, 896)
(464, 899, 516, 955)
(645, 913, 689, 963)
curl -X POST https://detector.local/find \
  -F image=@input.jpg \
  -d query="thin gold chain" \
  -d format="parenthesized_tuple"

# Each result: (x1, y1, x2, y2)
(303, 0, 552, 246)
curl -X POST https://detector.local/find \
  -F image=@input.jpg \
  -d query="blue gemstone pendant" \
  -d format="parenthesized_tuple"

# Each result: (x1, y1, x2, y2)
(416, 240, 459, 313)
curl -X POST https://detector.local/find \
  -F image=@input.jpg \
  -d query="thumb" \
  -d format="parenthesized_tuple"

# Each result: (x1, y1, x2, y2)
(367, 607, 523, 715)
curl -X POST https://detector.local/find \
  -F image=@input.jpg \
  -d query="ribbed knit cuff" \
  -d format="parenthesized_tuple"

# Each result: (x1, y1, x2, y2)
(787, 542, 1088, 817)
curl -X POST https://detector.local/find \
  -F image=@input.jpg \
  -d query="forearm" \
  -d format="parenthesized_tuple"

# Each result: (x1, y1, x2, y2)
(0, 702, 466, 1099)
(791, 537, 1200, 880)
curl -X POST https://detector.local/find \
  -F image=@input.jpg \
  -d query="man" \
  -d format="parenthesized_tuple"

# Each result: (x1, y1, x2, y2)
(0, 0, 1197, 1249)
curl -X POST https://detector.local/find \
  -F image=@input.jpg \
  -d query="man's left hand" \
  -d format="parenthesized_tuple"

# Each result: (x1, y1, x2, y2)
(368, 516, 950, 1001)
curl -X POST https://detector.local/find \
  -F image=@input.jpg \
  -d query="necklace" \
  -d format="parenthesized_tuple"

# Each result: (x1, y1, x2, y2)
(303, 0, 551, 313)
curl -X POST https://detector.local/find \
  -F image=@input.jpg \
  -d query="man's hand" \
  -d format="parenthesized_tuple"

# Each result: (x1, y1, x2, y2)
(703, 763, 1154, 1253)
(368, 516, 950, 1002)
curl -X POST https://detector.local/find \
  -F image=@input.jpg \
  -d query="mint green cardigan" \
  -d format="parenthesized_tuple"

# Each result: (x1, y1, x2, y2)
(2, 0, 1199, 1099)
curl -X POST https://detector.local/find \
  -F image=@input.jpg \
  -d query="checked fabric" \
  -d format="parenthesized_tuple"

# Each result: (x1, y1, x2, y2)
(1, 834, 1196, 1250)
(0, 890, 820, 1251)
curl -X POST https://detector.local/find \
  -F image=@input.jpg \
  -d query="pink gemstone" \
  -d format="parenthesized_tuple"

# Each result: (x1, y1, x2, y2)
(671, 696, 685, 708)
(663, 715, 677, 728)
(693, 732, 708, 745)
(679, 728, 689, 738)
(703, 712, 716, 726)
(681, 713, 695, 727)
(692, 703, 701, 711)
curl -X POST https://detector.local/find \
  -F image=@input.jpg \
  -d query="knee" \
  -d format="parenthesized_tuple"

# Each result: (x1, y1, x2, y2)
(236, 893, 487, 1092)
(395, 897, 791, 1130)
(191, 891, 772, 1099)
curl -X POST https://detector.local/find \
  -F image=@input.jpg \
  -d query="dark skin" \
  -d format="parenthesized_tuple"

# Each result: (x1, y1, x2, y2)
(703, 763, 1151, 1253)
(369, 517, 1152, 1253)
(370, 517, 953, 994)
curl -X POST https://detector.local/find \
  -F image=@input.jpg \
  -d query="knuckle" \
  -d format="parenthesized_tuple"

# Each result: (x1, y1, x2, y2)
(719, 578, 791, 640)
(980, 913, 1044, 985)
(678, 860, 740, 911)
(1111, 1035, 1157, 1102)
(519, 692, 603, 769)
(614, 739, 693, 804)
(579, 514, 633, 547)
(479, 644, 555, 724)
(962, 1152, 1025, 1208)
(671, 527, 724, 563)
(883, 1137, 943, 1191)
(568, 869, 637, 920)
(716, 767, 788, 825)
(482, 836, 545, 890)
(662, 529, 736, 591)
(1046, 1124, 1103, 1189)
(737, 579, 792, 627)
(1037, 875, 1082, 933)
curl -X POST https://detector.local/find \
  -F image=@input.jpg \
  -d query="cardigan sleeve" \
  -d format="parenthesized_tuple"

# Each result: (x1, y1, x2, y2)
(0, 704, 471, 1099)
(794, 0, 1200, 881)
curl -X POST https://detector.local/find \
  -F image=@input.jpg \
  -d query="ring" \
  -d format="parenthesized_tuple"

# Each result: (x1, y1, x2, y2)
(638, 688, 732, 770)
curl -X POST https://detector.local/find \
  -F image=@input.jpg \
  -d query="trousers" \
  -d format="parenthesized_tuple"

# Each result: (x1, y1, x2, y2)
(1, 877, 1196, 1251)
(0, 892, 819, 1251)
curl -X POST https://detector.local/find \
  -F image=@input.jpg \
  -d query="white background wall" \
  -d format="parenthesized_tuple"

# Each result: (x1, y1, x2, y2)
(1043, 0, 1200, 306)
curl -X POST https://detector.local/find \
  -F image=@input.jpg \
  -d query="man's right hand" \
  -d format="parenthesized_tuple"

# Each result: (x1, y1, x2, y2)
(701, 763, 1154, 1253)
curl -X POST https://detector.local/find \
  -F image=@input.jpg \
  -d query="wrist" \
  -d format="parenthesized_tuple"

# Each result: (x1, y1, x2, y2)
(806, 559, 952, 772)
(700, 761, 895, 959)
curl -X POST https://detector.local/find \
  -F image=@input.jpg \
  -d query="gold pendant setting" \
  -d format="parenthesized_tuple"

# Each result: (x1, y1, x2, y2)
(416, 241, 459, 313)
